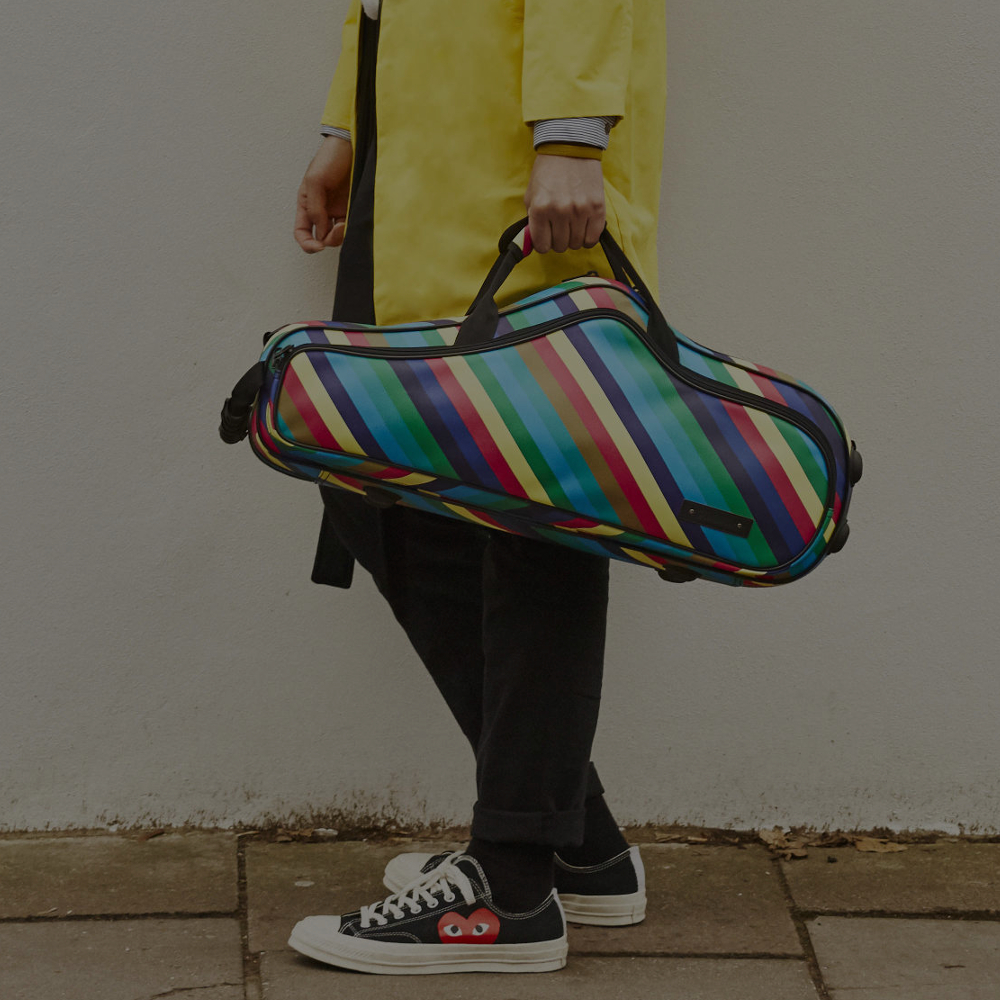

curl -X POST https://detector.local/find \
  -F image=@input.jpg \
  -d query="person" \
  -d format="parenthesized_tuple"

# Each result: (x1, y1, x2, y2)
(286, 0, 667, 976)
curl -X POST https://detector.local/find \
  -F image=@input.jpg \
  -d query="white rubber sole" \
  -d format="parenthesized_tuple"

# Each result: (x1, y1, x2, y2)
(288, 917, 567, 975)
(557, 845, 647, 926)
(557, 891, 646, 926)
(382, 849, 647, 927)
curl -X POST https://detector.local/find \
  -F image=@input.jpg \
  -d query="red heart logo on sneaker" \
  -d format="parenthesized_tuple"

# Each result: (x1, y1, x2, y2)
(436, 908, 500, 944)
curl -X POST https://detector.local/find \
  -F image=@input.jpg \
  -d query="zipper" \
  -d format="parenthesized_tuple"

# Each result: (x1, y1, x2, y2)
(298, 463, 824, 579)
(269, 310, 602, 367)
(269, 308, 839, 508)
(267, 274, 614, 357)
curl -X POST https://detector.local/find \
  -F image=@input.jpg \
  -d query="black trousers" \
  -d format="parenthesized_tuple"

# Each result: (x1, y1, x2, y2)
(312, 12, 610, 846)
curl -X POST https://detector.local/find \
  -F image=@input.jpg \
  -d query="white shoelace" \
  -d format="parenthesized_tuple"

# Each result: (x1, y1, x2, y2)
(358, 853, 477, 929)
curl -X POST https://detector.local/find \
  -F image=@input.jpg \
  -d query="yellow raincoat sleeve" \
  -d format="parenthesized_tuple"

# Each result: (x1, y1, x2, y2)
(521, 0, 633, 123)
(320, 0, 362, 132)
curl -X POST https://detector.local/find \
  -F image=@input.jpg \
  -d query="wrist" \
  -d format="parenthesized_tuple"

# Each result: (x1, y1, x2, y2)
(535, 143, 603, 161)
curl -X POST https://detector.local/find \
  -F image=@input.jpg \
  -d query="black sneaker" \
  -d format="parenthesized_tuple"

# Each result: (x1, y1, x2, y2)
(554, 846, 646, 925)
(384, 845, 646, 926)
(289, 853, 567, 974)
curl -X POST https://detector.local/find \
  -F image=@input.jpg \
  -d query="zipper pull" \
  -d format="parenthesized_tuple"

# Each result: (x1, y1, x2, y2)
(269, 346, 295, 372)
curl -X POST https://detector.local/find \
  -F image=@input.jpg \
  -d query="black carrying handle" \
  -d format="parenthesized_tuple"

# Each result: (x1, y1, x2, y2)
(220, 222, 677, 444)
(456, 218, 679, 364)
(219, 361, 266, 444)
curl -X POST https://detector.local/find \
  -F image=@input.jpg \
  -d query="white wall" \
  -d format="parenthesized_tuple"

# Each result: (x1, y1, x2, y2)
(2, 1, 998, 833)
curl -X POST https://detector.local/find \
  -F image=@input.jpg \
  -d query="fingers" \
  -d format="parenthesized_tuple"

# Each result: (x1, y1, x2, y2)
(293, 136, 353, 253)
(526, 197, 588, 254)
(294, 185, 347, 253)
(323, 220, 346, 248)
(527, 213, 554, 255)
(294, 189, 327, 254)
(528, 204, 605, 254)
(524, 154, 606, 254)
(582, 210, 606, 250)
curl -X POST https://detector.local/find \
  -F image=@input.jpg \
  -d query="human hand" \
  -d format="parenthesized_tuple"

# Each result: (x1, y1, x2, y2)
(524, 153, 606, 253)
(294, 135, 353, 253)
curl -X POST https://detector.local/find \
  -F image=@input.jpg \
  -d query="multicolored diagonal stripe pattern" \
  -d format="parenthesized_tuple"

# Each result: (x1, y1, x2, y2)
(249, 277, 855, 586)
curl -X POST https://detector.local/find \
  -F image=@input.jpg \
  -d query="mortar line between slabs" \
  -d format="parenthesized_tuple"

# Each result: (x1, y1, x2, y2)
(772, 859, 832, 1000)
(236, 833, 263, 1000)
(570, 950, 808, 961)
(798, 908, 1000, 922)
(0, 911, 237, 924)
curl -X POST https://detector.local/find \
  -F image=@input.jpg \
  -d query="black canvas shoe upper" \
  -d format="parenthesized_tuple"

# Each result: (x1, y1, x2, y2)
(337, 854, 565, 947)
(416, 851, 453, 876)
(553, 846, 640, 897)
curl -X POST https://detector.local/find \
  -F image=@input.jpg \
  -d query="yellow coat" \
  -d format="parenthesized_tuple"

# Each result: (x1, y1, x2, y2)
(321, 0, 666, 326)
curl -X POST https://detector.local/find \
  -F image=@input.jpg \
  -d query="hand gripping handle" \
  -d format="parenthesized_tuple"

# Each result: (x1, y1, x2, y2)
(455, 218, 679, 364)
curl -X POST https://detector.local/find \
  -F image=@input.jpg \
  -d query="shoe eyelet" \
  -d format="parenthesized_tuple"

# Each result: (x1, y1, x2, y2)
(443, 893, 456, 903)
(426, 900, 438, 909)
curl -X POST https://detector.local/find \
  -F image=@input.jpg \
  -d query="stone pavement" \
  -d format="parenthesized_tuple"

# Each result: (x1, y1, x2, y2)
(1, 830, 998, 999)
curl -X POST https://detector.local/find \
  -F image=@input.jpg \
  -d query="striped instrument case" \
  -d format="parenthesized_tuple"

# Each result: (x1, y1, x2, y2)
(220, 221, 861, 587)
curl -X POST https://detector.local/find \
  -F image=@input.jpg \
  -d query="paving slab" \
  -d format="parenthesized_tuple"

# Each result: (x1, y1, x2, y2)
(246, 839, 465, 952)
(808, 916, 1000, 1000)
(261, 953, 817, 999)
(0, 832, 237, 917)
(782, 843, 1000, 913)
(0, 917, 243, 1000)
(569, 844, 801, 955)
(247, 841, 801, 957)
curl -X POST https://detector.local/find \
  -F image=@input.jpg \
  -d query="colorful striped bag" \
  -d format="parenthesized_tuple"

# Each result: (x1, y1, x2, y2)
(221, 222, 861, 587)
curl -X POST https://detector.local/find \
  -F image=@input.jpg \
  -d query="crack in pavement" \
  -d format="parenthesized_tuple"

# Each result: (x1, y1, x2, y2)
(136, 984, 243, 1000)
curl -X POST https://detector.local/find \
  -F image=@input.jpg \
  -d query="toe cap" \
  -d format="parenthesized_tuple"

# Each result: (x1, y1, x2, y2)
(288, 914, 342, 949)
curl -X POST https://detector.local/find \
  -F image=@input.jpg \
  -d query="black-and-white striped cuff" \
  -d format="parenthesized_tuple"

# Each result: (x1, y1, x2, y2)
(320, 126, 352, 142)
(322, 117, 618, 148)
(533, 117, 617, 151)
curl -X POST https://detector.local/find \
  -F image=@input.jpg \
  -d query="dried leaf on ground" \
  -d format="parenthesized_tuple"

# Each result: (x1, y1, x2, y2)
(852, 837, 908, 853)
(275, 827, 320, 843)
(758, 827, 811, 859)
(805, 832, 852, 849)
(758, 827, 789, 848)
(782, 848, 809, 860)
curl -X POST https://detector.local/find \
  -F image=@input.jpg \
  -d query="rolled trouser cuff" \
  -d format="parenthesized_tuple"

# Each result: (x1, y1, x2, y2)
(472, 803, 587, 848)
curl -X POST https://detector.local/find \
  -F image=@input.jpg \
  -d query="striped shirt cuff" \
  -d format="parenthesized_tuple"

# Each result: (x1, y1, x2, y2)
(320, 126, 351, 142)
(323, 117, 618, 148)
(532, 117, 617, 151)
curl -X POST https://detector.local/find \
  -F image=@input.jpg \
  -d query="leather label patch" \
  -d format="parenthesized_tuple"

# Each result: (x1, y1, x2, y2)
(679, 500, 754, 538)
